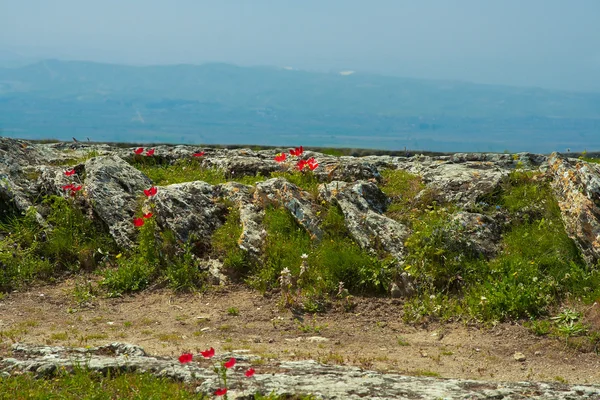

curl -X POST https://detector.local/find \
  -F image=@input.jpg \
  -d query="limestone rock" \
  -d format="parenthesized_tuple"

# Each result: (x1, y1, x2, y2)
(319, 180, 409, 261)
(255, 178, 322, 240)
(548, 154, 600, 266)
(3, 343, 600, 399)
(84, 155, 152, 248)
(151, 181, 224, 246)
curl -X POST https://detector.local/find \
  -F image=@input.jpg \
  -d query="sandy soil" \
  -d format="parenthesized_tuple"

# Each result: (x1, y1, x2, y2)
(1, 278, 600, 385)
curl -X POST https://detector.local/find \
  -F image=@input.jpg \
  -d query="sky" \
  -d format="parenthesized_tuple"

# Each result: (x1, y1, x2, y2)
(1, 0, 600, 92)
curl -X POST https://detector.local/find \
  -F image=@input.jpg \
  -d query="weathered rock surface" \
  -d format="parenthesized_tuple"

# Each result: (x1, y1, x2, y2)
(319, 181, 409, 261)
(3, 343, 599, 400)
(255, 178, 323, 240)
(3, 137, 600, 270)
(548, 153, 600, 266)
(84, 155, 152, 248)
(151, 181, 224, 246)
(450, 211, 502, 259)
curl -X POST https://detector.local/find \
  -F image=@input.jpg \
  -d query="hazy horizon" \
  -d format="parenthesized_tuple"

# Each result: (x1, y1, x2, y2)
(2, 0, 600, 92)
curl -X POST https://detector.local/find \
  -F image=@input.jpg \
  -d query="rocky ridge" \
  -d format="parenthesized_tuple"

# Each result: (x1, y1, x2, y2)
(2, 343, 599, 399)
(1, 138, 600, 271)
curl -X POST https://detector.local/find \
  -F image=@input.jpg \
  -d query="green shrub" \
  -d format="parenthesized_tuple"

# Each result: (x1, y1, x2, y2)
(251, 205, 392, 297)
(404, 171, 600, 322)
(0, 198, 115, 291)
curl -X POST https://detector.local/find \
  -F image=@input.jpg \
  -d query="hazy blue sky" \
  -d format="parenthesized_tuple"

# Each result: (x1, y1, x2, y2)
(2, 0, 599, 91)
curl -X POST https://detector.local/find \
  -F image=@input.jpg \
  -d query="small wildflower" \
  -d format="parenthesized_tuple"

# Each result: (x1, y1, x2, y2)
(224, 357, 236, 369)
(178, 353, 193, 363)
(193, 151, 205, 157)
(274, 153, 287, 163)
(143, 186, 158, 197)
(215, 388, 227, 396)
(145, 148, 155, 156)
(301, 253, 308, 259)
(143, 212, 153, 219)
(200, 347, 215, 359)
(64, 169, 76, 177)
(134, 147, 144, 155)
(133, 217, 144, 227)
(245, 367, 255, 377)
(279, 267, 292, 287)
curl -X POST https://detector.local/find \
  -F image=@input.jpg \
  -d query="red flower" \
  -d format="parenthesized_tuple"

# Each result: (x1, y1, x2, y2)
(193, 151, 205, 157)
(62, 184, 74, 191)
(274, 153, 287, 163)
(134, 147, 144, 155)
(245, 367, 255, 377)
(224, 357, 236, 369)
(178, 353, 193, 364)
(143, 212, 153, 219)
(133, 217, 145, 227)
(145, 148, 155, 156)
(71, 185, 82, 192)
(306, 157, 319, 171)
(214, 388, 227, 396)
(65, 169, 76, 177)
(308, 162, 319, 171)
(200, 347, 215, 359)
(143, 186, 158, 197)
(296, 159, 308, 170)
(289, 146, 304, 157)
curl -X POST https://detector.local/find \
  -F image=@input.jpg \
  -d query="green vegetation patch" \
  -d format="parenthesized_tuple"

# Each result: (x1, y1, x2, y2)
(211, 206, 254, 275)
(403, 170, 600, 322)
(132, 158, 267, 186)
(250, 205, 392, 301)
(0, 369, 202, 400)
(0, 197, 116, 292)
(101, 217, 207, 296)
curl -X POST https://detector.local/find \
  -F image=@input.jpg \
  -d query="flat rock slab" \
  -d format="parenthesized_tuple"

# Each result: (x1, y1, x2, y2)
(2, 343, 600, 399)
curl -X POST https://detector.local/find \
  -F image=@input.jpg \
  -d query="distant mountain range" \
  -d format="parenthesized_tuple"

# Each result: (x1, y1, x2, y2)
(1, 59, 599, 152)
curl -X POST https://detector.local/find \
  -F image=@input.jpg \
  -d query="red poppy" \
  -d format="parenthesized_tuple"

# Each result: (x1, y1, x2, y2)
(308, 162, 319, 171)
(214, 388, 227, 396)
(224, 357, 236, 369)
(200, 347, 215, 359)
(245, 367, 255, 377)
(274, 153, 287, 163)
(193, 151, 205, 157)
(296, 159, 308, 170)
(65, 169, 76, 177)
(143, 186, 158, 197)
(289, 146, 304, 156)
(71, 185, 82, 192)
(178, 353, 193, 364)
(62, 184, 74, 190)
(134, 147, 144, 155)
(143, 212, 153, 219)
(133, 217, 144, 227)
(145, 148, 155, 156)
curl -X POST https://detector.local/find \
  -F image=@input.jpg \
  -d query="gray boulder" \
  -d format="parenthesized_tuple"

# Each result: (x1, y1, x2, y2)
(151, 181, 224, 246)
(84, 155, 152, 248)
(319, 181, 409, 261)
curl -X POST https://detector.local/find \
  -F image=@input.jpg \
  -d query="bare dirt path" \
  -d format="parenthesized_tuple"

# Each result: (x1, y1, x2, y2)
(1, 278, 599, 385)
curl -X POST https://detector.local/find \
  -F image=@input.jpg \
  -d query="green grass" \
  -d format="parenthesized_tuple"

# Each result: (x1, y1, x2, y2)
(250, 205, 392, 299)
(101, 217, 206, 296)
(403, 170, 600, 322)
(211, 206, 254, 275)
(379, 169, 428, 225)
(0, 369, 204, 400)
(0, 197, 116, 292)
(132, 158, 267, 186)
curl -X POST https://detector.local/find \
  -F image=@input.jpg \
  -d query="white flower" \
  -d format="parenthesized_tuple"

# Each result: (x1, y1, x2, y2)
(301, 253, 308, 259)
